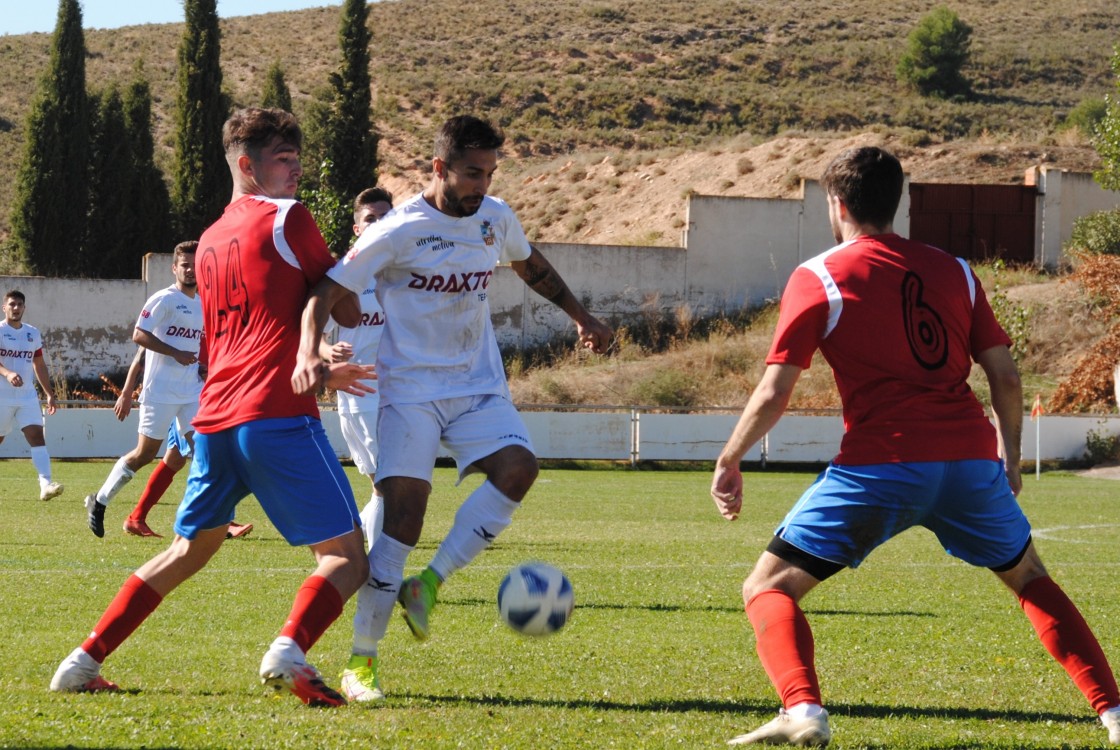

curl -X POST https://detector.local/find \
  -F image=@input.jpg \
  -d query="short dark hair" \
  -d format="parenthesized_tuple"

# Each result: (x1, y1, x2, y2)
(435, 115, 504, 166)
(173, 241, 198, 261)
(353, 186, 393, 220)
(820, 146, 904, 228)
(222, 107, 302, 158)
(4, 290, 25, 303)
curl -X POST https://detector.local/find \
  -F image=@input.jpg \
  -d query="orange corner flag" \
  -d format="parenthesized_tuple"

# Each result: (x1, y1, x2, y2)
(1031, 394, 1043, 421)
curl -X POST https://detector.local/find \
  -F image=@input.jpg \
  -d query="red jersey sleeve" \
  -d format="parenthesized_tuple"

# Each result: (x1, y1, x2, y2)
(766, 266, 830, 369)
(282, 202, 336, 284)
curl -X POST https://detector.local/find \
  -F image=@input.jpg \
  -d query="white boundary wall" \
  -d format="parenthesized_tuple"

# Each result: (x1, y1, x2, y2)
(2, 409, 1115, 465)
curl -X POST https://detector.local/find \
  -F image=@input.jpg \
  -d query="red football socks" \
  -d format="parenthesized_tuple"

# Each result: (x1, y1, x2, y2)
(81, 574, 163, 663)
(746, 588, 822, 708)
(279, 575, 344, 653)
(1019, 575, 1120, 714)
(129, 461, 177, 521)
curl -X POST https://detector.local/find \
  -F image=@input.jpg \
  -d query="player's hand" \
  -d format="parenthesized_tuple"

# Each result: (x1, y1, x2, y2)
(291, 353, 327, 395)
(1005, 462, 1022, 497)
(44, 394, 58, 416)
(711, 461, 743, 521)
(576, 315, 612, 354)
(5, 371, 23, 387)
(328, 341, 354, 364)
(113, 393, 133, 421)
(173, 350, 197, 367)
(325, 362, 376, 396)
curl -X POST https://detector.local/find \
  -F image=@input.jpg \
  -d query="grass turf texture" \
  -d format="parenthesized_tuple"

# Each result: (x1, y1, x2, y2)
(1, 460, 1118, 749)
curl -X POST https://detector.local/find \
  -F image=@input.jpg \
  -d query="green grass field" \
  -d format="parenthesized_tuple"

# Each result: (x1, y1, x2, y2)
(1, 460, 1118, 749)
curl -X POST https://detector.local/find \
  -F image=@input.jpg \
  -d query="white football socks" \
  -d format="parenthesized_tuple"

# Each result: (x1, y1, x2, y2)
(352, 533, 413, 656)
(96, 456, 135, 505)
(428, 480, 518, 582)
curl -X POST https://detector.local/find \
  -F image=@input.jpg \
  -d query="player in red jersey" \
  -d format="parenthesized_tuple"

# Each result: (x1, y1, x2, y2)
(711, 146, 1120, 746)
(51, 108, 373, 707)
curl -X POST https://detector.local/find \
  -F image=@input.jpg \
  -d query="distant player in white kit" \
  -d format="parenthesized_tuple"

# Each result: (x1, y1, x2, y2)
(293, 115, 613, 701)
(318, 186, 392, 701)
(0, 289, 63, 501)
(85, 242, 204, 538)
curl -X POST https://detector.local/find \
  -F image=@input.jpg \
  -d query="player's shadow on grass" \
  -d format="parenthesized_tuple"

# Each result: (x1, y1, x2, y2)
(442, 597, 936, 617)
(404, 691, 1090, 728)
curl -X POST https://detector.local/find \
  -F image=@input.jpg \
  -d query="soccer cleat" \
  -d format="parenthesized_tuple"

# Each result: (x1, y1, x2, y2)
(40, 481, 64, 501)
(259, 648, 346, 707)
(50, 647, 120, 693)
(340, 654, 385, 702)
(1102, 707, 1120, 745)
(728, 709, 831, 747)
(226, 521, 254, 539)
(85, 494, 106, 538)
(123, 517, 162, 538)
(398, 569, 439, 641)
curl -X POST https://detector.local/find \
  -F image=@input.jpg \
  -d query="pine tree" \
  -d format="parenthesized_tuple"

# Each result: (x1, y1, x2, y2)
(85, 85, 133, 278)
(303, 0, 378, 255)
(261, 60, 293, 111)
(172, 0, 229, 242)
(7, 0, 89, 276)
(896, 6, 973, 100)
(123, 64, 173, 268)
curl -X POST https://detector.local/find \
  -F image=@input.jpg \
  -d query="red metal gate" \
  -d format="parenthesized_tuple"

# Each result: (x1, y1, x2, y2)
(908, 183, 1037, 263)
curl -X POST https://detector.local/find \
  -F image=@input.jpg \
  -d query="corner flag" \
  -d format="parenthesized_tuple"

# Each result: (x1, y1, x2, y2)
(1031, 394, 1043, 421)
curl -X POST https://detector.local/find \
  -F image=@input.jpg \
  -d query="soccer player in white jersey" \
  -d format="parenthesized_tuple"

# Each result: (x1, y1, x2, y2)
(85, 242, 204, 538)
(293, 115, 613, 700)
(0, 289, 63, 501)
(318, 186, 392, 701)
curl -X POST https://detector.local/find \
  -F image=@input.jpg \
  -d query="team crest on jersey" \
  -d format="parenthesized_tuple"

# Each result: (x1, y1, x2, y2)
(480, 220, 495, 246)
(26, 332, 33, 342)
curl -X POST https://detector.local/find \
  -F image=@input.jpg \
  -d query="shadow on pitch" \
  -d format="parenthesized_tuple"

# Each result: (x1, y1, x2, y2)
(440, 596, 936, 617)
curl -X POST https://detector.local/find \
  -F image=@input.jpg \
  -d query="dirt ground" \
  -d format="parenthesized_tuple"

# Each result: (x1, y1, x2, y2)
(372, 129, 1102, 247)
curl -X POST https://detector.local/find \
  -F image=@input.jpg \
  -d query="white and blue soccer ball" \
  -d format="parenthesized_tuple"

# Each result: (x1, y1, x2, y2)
(497, 562, 574, 636)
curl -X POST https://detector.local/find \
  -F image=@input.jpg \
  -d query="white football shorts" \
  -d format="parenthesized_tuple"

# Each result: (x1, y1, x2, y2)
(376, 394, 533, 484)
(0, 402, 44, 436)
(138, 400, 198, 442)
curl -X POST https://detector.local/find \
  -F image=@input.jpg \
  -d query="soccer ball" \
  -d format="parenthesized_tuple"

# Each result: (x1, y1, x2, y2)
(497, 562, 574, 636)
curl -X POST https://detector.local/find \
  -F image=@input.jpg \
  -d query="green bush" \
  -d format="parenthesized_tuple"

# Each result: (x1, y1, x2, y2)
(1068, 209, 1120, 256)
(896, 6, 973, 99)
(1084, 426, 1120, 465)
(1062, 97, 1107, 137)
(628, 369, 699, 407)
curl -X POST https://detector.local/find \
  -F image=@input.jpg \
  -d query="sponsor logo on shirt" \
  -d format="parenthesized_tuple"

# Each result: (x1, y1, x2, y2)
(416, 234, 456, 252)
(480, 220, 495, 247)
(407, 271, 493, 294)
(359, 311, 385, 327)
(141, 309, 152, 318)
(165, 326, 203, 340)
(0, 348, 34, 359)
(175, 303, 194, 313)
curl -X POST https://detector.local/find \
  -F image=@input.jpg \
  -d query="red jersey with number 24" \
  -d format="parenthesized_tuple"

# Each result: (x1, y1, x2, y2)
(767, 234, 1012, 465)
(193, 195, 336, 433)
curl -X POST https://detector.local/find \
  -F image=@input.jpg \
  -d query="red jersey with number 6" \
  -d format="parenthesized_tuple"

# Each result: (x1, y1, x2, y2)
(767, 233, 1012, 465)
(193, 195, 336, 433)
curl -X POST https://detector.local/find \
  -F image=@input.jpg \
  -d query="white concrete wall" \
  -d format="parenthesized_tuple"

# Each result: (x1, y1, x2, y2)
(1033, 167, 1120, 268)
(3, 408, 1114, 465)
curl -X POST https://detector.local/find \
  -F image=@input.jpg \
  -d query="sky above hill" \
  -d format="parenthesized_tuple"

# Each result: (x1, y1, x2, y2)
(0, 1, 342, 36)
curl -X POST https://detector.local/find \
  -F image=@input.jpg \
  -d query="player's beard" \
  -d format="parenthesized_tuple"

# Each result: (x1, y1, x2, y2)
(442, 184, 482, 217)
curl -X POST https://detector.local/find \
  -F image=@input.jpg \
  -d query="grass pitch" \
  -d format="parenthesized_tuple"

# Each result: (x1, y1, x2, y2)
(1, 460, 1118, 749)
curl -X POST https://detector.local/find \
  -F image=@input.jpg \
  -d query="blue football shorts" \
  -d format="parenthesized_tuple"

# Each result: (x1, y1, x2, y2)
(775, 459, 1031, 570)
(175, 415, 360, 545)
(165, 420, 192, 459)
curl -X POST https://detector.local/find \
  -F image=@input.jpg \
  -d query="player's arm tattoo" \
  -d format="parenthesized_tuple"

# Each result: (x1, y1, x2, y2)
(516, 247, 571, 305)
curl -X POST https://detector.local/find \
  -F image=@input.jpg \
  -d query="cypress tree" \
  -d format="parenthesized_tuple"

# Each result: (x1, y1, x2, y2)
(172, 0, 229, 241)
(7, 0, 89, 276)
(85, 85, 132, 278)
(123, 64, 173, 267)
(261, 60, 293, 111)
(304, 0, 378, 255)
